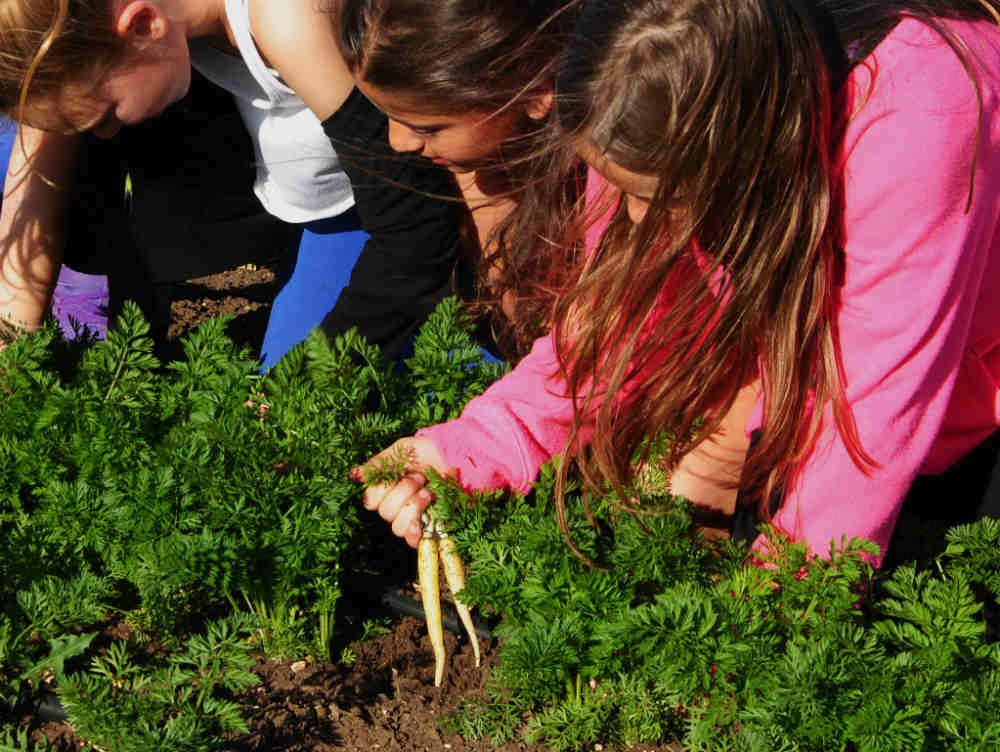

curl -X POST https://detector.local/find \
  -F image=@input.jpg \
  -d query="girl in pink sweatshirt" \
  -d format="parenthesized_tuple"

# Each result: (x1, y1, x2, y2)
(357, 0, 1000, 567)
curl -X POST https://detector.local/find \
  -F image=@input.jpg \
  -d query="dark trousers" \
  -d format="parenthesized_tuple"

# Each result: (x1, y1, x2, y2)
(63, 69, 288, 339)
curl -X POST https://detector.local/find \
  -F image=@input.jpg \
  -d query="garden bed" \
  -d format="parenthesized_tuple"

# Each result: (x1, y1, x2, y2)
(3, 265, 677, 752)
(2, 266, 997, 752)
(171, 266, 679, 752)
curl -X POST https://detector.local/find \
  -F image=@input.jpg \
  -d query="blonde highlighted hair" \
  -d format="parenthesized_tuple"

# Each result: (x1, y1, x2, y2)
(0, 0, 122, 124)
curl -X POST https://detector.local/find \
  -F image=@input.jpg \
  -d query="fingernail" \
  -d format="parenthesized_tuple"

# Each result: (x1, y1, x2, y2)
(418, 488, 431, 501)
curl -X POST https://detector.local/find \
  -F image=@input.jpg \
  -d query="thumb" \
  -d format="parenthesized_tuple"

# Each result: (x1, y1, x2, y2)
(352, 436, 435, 485)
(405, 436, 450, 478)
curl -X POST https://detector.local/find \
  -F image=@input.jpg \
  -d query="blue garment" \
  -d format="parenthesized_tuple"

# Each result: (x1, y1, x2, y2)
(259, 210, 369, 371)
(0, 122, 13, 170)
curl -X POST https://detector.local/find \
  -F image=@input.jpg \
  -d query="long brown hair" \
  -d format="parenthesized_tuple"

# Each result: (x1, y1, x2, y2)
(548, 0, 1000, 556)
(337, 0, 585, 356)
(0, 0, 122, 125)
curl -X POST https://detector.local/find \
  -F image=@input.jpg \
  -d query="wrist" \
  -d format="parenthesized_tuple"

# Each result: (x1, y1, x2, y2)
(0, 310, 41, 346)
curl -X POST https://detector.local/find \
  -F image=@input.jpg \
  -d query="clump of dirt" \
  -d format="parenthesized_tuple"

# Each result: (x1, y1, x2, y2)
(167, 263, 278, 353)
(228, 617, 523, 752)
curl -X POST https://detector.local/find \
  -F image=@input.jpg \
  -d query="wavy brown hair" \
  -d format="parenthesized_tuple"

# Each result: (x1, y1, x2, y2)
(546, 0, 1000, 560)
(0, 0, 122, 127)
(336, 0, 586, 356)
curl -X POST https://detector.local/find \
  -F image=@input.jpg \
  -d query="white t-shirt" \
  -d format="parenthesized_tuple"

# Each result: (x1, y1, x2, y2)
(189, 0, 355, 223)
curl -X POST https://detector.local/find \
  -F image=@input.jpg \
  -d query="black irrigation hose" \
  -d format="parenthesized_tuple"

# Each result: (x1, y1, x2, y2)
(34, 690, 67, 722)
(14, 681, 68, 723)
(380, 588, 495, 641)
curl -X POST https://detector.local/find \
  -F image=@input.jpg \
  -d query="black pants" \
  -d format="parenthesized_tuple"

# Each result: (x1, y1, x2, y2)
(64, 69, 288, 339)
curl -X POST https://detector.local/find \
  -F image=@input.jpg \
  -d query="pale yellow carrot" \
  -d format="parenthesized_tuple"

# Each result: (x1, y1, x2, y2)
(418, 534, 446, 686)
(438, 536, 481, 667)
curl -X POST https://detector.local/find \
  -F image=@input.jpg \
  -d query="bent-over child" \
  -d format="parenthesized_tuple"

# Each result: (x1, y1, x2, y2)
(357, 0, 1000, 567)
(0, 0, 463, 367)
(339, 0, 584, 360)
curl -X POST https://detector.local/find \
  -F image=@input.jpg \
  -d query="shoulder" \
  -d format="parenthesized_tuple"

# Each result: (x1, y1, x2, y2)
(246, 0, 354, 119)
(848, 18, 1000, 116)
(247, 0, 326, 62)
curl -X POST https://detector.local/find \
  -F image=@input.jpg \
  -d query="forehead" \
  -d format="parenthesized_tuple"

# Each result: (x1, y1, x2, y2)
(357, 78, 504, 129)
(576, 139, 658, 197)
(357, 79, 441, 119)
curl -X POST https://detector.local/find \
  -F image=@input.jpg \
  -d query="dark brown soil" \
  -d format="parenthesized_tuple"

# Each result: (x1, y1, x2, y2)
(13, 265, 680, 752)
(166, 262, 279, 354)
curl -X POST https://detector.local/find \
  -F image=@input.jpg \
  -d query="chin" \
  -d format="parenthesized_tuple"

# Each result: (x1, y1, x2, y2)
(439, 161, 475, 174)
(172, 71, 193, 106)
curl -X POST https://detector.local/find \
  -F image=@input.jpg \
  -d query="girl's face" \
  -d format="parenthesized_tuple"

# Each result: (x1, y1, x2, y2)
(83, 43, 191, 137)
(24, 9, 190, 137)
(577, 139, 658, 224)
(357, 79, 524, 172)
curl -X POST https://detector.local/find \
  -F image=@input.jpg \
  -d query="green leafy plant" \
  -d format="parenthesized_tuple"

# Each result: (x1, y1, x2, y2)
(0, 725, 67, 752)
(6, 298, 997, 751)
(1, 297, 503, 745)
(54, 616, 258, 752)
(432, 463, 1000, 751)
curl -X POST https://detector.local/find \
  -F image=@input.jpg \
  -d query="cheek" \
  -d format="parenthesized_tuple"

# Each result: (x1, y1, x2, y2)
(439, 131, 492, 163)
(387, 120, 421, 152)
(169, 63, 191, 104)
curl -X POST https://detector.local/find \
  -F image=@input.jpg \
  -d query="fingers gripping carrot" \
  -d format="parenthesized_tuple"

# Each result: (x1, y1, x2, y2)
(438, 534, 481, 668)
(353, 437, 451, 548)
(418, 525, 446, 687)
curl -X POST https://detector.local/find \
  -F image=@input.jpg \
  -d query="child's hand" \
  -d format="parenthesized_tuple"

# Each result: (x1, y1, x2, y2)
(351, 437, 450, 548)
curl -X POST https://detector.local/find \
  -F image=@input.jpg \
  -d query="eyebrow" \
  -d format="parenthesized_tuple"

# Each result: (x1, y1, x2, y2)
(392, 116, 446, 132)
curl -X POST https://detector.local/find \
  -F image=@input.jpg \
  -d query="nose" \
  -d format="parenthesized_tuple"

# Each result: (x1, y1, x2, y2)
(625, 194, 650, 224)
(387, 119, 423, 154)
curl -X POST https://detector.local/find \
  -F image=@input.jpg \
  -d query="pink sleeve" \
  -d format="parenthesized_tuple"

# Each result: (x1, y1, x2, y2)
(417, 168, 616, 492)
(761, 20, 1000, 563)
(417, 332, 580, 493)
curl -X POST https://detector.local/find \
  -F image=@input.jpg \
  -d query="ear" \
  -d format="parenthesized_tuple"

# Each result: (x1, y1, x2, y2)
(113, 0, 170, 42)
(524, 87, 554, 121)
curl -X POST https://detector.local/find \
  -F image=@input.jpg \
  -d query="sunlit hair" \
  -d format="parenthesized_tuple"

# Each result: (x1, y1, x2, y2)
(546, 0, 1000, 562)
(336, 0, 585, 356)
(0, 0, 123, 128)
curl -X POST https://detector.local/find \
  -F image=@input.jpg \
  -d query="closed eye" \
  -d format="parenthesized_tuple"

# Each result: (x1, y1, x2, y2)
(409, 125, 442, 137)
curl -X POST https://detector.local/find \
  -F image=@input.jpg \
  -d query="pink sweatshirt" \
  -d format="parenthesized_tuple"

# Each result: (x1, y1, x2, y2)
(419, 18, 1000, 564)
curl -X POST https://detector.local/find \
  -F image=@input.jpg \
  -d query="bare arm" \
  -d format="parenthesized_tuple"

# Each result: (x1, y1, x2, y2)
(0, 125, 78, 332)
(248, 0, 355, 121)
(250, 0, 465, 362)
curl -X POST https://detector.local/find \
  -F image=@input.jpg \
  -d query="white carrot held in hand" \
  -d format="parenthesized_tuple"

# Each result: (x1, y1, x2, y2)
(418, 517, 446, 687)
(438, 534, 481, 667)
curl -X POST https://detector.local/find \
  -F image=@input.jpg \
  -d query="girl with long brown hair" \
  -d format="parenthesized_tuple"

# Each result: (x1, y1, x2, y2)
(359, 0, 1000, 567)
(337, 0, 584, 358)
